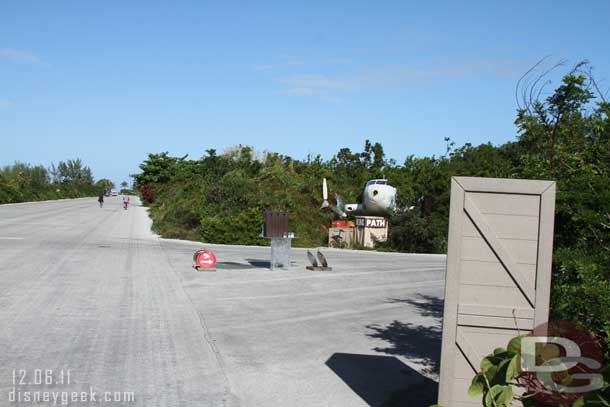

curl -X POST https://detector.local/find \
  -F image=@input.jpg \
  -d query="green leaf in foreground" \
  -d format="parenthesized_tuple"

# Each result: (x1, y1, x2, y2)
(484, 384, 513, 407)
(468, 373, 486, 397)
(505, 354, 520, 382)
(507, 335, 525, 355)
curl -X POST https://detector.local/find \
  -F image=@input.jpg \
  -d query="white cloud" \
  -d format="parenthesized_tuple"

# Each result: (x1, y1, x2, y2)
(322, 57, 353, 65)
(280, 74, 353, 94)
(253, 58, 304, 72)
(0, 48, 40, 64)
(278, 69, 421, 97)
(283, 87, 317, 96)
(253, 64, 276, 71)
(275, 58, 526, 98)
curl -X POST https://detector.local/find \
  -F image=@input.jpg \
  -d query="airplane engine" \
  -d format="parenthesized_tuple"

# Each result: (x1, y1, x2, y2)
(345, 203, 363, 212)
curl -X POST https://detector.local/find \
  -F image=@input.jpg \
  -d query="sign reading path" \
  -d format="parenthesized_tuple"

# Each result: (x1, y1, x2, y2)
(355, 217, 387, 228)
(437, 177, 556, 406)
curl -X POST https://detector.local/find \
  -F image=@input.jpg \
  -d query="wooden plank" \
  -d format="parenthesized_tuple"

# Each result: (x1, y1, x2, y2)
(438, 178, 466, 405)
(468, 192, 541, 217)
(458, 326, 529, 355)
(458, 314, 534, 330)
(454, 351, 479, 379)
(459, 304, 535, 319)
(534, 183, 555, 325)
(464, 196, 536, 306)
(457, 329, 483, 371)
(453, 379, 487, 404)
(460, 236, 539, 266)
(458, 285, 533, 310)
(462, 212, 540, 241)
(454, 176, 554, 195)
(459, 261, 537, 287)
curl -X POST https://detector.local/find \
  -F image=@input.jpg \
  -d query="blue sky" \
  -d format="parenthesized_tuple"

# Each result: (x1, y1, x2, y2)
(1, 1, 609, 186)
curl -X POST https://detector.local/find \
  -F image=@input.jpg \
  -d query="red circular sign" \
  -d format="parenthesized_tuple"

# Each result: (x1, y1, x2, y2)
(195, 250, 217, 269)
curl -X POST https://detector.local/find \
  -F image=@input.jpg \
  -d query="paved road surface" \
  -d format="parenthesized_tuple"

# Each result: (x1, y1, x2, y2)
(0, 197, 446, 407)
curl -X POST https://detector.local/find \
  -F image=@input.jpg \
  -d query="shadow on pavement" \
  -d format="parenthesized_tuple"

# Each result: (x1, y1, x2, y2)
(386, 294, 444, 318)
(246, 259, 272, 268)
(215, 262, 258, 270)
(245, 259, 299, 269)
(326, 353, 438, 406)
(367, 294, 443, 373)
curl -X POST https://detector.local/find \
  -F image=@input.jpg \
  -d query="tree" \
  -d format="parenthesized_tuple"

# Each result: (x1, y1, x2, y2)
(0, 159, 98, 204)
(515, 60, 610, 360)
(54, 159, 94, 185)
(132, 152, 185, 188)
(96, 179, 115, 191)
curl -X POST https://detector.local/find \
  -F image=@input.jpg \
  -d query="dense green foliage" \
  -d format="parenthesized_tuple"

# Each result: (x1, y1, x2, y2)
(135, 68, 609, 361)
(0, 158, 99, 203)
(133, 149, 331, 244)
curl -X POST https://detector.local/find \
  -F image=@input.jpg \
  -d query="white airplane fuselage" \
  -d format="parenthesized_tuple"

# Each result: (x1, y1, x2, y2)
(364, 181, 397, 214)
(321, 178, 397, 218)
(344, 179, 397, 216)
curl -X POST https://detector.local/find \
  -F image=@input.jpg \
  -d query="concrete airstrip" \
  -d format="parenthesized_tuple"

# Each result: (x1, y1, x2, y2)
(0, 197, 446, 406)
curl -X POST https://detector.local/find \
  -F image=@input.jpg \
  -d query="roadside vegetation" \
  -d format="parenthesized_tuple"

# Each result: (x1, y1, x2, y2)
(119, 180, 136, 195)
(136, 64, 608, 361)
(0, 158, 102, 203)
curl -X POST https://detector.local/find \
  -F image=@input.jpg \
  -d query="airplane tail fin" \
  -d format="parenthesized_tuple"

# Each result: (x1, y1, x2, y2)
(319, 179, 347, 218)
(332, 194, 347, 218)
(335, 193, 345, 213)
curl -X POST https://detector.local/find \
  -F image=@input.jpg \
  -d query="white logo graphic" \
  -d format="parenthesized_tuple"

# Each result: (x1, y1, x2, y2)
(521, 336, 604, 394)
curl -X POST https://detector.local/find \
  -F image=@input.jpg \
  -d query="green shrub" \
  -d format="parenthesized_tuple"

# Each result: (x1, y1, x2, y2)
(200, 207, 267, 246)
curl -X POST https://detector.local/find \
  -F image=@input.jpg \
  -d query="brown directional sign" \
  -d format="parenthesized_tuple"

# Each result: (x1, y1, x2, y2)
(437, 177, 556, 406)
(263, 210, 289, 238)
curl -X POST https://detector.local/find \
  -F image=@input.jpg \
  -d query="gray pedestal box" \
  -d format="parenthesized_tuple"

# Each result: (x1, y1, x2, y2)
(263, 210, 293, 270)
(270, 237, 292, 270)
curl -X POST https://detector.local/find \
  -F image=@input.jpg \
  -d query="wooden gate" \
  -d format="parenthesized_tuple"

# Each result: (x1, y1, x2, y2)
(438, 177, 556, 406)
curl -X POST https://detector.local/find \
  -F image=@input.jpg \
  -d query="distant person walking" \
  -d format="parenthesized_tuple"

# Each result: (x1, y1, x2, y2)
(122, 195, 130, 210)
(98, 194, 104, 208)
